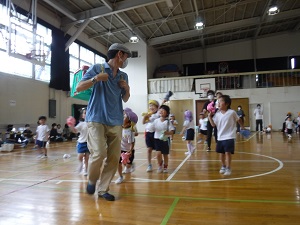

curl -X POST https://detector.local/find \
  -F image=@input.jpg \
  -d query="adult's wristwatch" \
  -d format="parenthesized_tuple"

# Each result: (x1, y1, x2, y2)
(91, 76, 97, 84)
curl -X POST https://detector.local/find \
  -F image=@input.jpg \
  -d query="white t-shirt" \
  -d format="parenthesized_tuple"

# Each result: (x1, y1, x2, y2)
(145, 112, 160, 132)
(121, 128, 135, 151)
(36, 124, 50, 141)
(183, 120, 194, 130)
(199, 118, 208, 130)
(213, 109, 239, 141)
(153, 118, 175, 139)
(254, 108, 263, 120)
(75, 121, 88, 143)
(286, 120, 293, 129)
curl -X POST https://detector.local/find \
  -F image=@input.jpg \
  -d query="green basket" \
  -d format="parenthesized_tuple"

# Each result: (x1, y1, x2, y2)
(70, 66, 91, 101)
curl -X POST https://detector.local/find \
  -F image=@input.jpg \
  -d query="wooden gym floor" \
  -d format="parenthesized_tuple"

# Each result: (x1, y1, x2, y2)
(0, 132, 299, 225)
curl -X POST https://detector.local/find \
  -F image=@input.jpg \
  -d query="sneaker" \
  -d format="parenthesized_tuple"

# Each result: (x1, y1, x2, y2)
(224, 168, 232, 176)
(197, 139, 202, 143)
(190, 147, 195, 154)
(40, 155, 47, 159)
(122, 167, 130, 174)
(219, 166, 226, 174)
(163, 168, 168, 173)
(77, 164, 83, 173)
(36, 154, 43, 159)
(157, 166, 163, 173)
(146, 164, 153, 172)
(184, 151, 191, 155)
(129, 165, 135, 173)
(206, 147, 211, 152)
(115, 176, 124, 184)
(83, 169, 88, 176)
(86, 183, 96, 195)
(99, 192, 115, 201)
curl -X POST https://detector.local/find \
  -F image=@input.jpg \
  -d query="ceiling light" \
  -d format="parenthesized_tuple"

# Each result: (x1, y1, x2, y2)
(129, 35, 139, 43)
(194, 18, 205, 30)
(267, 5, 280, 15)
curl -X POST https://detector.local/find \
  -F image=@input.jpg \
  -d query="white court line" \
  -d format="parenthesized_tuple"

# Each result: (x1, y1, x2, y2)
(166, 154, 191, 181)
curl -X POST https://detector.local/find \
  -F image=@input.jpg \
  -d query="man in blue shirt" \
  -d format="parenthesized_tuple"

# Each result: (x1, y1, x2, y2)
(76, 43, 131, 201)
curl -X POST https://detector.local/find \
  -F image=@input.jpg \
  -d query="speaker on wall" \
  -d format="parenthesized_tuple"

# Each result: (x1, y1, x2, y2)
(49, 99, 56, 118)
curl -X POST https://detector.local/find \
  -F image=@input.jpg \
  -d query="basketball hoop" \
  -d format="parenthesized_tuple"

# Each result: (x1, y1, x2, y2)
(199, 84, 210, 98)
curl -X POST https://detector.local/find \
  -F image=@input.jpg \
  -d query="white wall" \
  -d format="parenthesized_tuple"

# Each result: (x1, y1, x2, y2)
(121, 42, 149, 132)
(0, 72, 87, 130)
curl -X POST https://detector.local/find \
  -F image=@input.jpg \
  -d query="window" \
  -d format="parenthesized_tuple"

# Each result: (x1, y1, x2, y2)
(69, 42, 106, 88)
(0, 4, 51, 82)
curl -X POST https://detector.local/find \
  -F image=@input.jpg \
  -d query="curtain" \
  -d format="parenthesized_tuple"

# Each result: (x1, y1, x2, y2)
(49, 28, 70, 91)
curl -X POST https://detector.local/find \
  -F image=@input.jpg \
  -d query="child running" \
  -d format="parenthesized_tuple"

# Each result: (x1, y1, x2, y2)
(68, 108, 90, 176)
(143, 100, 161, 172)
(115, 109, 138, 184)
(35, 116, 50, 159)
(208, 95, 244, 176)
(197, 112, 208, 144)
(153, 105, 175, 173)
(180, 110, 196, 155)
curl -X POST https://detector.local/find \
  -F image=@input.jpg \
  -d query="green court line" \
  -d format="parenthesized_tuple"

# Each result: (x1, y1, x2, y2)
(161, 197, 179, 225)
(120, 193, 300, 205)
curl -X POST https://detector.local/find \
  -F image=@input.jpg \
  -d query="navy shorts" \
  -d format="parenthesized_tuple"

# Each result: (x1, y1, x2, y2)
(119, 150, 135, 164)
(154, 139, 170, 155)
(36, 140, 46, 148)
(185, 128, 195, 141)
(200, 129, 207, 135)
(216, 139, 235, 154)
(77, 142, 90, 154)
(145, 132, 156, 150)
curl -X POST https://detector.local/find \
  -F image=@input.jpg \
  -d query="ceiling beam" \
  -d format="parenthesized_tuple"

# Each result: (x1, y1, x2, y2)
(42, 0, 77, 21)
(65, 19, 91, 52)
(148, 8, 300, 46)
(61, 0, 166, 25)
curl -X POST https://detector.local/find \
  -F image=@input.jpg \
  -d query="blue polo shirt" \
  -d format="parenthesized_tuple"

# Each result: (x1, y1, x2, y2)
(81, 63, 128, 126)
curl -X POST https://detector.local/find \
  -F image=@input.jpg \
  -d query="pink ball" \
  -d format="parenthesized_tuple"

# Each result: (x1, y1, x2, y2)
(66, 116, 76, 127)
(207, 101, 216, 113)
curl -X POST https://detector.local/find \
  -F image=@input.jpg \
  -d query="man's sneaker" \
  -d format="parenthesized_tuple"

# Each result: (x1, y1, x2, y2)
(146, 164, 153, 172)
(206, 147, 211, 152)
(86, 183, 96, 195)
(115, 176, 124, 184)
(184, 151, 191, 155)
(157, 166, 163, 173)
(224, 168, 232, 176)
(197, 139, 202, 143)
(40, 155, 47, 159)
(219, 166, 226, 174)
(99, 193, 115, 201)
(163, 168, 168, 173)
